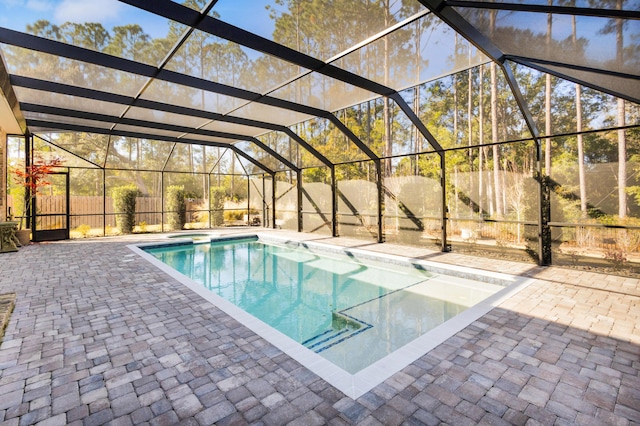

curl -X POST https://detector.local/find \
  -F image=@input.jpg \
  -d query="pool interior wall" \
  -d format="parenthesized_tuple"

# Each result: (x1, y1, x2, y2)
(130, 233, 535, 399)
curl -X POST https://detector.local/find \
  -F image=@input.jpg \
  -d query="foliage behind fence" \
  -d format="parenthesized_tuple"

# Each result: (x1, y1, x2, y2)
(8, 195, 204, 228)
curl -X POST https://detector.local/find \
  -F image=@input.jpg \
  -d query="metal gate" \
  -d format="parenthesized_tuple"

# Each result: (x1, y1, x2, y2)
(33, 172, 69, 242)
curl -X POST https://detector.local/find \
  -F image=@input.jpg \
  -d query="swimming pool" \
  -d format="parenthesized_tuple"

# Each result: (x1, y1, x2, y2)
(132, 233, 533, 398)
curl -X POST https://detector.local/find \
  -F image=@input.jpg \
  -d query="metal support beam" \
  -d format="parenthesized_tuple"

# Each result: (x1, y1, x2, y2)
(506, 56, 640, 105)
(331, 166, 338, 237)
(417, 0, 505, 61)
(161, 171, 165, 232)
(325, 113, 379, 161)
(535, 138, 551, 266)
(248, 137, 299, 172)
(446, 1, 640, 20)
(247, 178, 251, 223)
(25, 133, 32, 230)
(113, 0, 219, 129)
(11, 76, 273, 130)
(261, 175, 266, 227)
(120, 0, 396, 97)
(284, 129, 333, 169)
(207, 173, 211, 229)
(20, 102, 300, 173)
(12, 76, 335, 170)
(32, 132, 103, 169)
(102, 169, 106, 235)
(271, 175, 276, 229)
(440, 153, 449, 252)
(26, 119, 274, 175)
(296, 170, 303, 233)
(375, 159, 384, 243)
(0, 28, 349, 121)
(390, 93, 444, 154)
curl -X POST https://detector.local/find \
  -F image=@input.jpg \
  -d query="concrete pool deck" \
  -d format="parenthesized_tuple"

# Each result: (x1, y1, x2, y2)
(0, 229, 638, 425)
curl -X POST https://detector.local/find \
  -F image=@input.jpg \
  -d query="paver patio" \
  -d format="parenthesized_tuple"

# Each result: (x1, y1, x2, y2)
(0, 229, 638, 425)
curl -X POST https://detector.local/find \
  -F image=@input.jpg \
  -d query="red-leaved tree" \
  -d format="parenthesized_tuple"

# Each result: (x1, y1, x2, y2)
(13, 157, 64, 229)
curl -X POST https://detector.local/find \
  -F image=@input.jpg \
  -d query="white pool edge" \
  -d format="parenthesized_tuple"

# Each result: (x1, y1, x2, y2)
(129, 235, 535, 399)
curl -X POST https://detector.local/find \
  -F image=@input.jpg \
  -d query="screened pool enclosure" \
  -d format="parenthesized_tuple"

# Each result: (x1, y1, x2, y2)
(0, 0, 639, 268)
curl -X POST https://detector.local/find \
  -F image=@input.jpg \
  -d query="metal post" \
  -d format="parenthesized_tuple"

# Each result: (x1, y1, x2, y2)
(25, 133, 32, 232)
(297, 170, 302, 232)
(375, 159, 384, 243)
(271, 173, 276, 229)
(160, 171, 164, 232)
(247, 178, 250, 225)
(331, 166, 338, 237)
(441, 153, 449, 252)
(262, 174, 266, 226)
(65, 171, 70, 239)
(207, 173, 211, 229)
(103, 170, 106, 236)
(537, 140, 552, 265)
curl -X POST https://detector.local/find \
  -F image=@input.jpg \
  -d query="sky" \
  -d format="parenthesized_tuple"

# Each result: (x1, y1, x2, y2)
(0, 0, 167, 38)
(0, 0, 280, 40)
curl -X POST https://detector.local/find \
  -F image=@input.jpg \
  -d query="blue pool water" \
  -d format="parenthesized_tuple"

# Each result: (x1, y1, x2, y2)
(145, 236, 505, 373)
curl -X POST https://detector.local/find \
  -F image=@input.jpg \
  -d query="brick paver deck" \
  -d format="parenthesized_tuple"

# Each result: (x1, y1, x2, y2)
(0, 229, 638, 425)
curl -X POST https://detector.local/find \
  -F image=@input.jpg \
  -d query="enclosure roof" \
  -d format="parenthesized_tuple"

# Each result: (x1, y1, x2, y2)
(0, 0, 638, 171)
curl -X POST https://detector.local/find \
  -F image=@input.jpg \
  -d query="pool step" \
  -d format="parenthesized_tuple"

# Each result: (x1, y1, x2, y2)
(302, 312, 371, 353)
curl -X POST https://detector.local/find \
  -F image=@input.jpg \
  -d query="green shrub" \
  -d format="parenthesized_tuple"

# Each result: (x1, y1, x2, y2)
(112, 185, 139, 234)
(166, 185, 186, 230)
(210, 186, 226, 226)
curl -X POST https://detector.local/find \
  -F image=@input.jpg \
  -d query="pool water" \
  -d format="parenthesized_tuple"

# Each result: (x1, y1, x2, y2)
(145, 236, 505, 373)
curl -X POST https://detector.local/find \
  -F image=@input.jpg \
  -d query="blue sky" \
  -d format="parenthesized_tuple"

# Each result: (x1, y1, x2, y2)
(0, 0, 169, 38)
(0, 0, 280, 40)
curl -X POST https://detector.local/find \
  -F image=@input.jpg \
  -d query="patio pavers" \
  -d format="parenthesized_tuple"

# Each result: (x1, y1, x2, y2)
(0, 230, 638, 425)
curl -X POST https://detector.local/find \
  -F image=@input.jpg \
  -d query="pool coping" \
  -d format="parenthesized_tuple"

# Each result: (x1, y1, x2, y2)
(129, 232, 535, 399)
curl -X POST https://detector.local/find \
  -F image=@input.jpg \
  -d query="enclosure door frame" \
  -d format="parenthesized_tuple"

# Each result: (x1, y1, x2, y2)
(32, 171, 70, 242)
